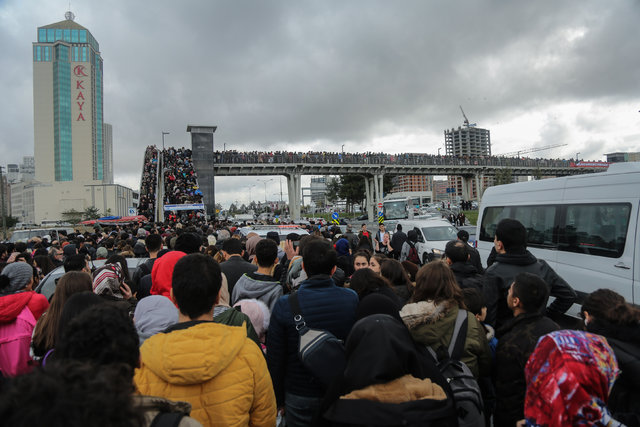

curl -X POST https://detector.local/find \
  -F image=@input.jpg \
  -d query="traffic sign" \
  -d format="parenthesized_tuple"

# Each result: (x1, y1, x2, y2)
(127, 207, 136, 216)
(377, 202, 383, 209)
(331, 212, 339, 220)
(378, 211, 384, 217)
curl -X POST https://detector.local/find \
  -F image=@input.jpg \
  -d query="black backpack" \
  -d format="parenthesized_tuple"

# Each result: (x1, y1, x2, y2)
(427, 309, 485, 427)
(289, 292, 346, 389)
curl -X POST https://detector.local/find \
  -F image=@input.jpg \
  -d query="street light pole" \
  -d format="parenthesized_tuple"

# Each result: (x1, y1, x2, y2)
(161, 131, 170, 151)
(576, 152, 580, 162)
(258, 178, 273, 203)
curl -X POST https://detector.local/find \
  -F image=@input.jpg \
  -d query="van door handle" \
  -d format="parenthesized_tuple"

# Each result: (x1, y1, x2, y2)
(614, 262, 631, 270)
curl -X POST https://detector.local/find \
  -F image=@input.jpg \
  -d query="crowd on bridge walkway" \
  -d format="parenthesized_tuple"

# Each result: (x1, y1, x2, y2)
(0, 214, 638, 427)
(137, 146, 159, 220)
(215, 150, 581, 169)
(162, 147, 204, 223)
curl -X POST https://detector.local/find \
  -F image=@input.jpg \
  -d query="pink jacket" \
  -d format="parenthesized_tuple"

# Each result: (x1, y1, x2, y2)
(0, 303, 36, 376)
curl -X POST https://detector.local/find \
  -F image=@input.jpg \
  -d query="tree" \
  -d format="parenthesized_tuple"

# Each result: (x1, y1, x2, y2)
(532, 167, 543, 180)
(229, 203, 238, 214)
(62, 209, 83, 224)
(1, 215, 18, 228)
(494, 168, 513, 186)
(83, 206, 101, 220)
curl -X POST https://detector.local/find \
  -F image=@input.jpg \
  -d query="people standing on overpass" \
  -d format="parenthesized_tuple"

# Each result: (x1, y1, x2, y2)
(482, 219, 577, 329)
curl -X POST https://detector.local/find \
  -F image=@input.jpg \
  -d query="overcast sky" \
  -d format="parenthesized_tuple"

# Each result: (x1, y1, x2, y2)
(1, 0, 638, 207)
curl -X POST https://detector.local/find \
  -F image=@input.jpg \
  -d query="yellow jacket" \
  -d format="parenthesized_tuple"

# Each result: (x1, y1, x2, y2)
(134, 321, 276, 427)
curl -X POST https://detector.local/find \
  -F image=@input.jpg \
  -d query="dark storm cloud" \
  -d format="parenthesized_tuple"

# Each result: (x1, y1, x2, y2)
(1, 0, 638, 193)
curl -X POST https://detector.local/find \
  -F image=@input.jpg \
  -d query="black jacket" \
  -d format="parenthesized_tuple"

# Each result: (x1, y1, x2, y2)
(219, 255, 258, 295)
(482, 250, 576, 328)
(587, 319, 640, 427)
(449, 261, 483, 291)
(494, 312, 560, 427)
(316, 314, 457, 427)
(390, 231, 408, 259)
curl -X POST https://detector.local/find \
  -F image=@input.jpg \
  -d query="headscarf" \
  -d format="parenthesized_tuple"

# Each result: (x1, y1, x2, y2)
(524, 330, 622, 427)
(133, 295, 178, 345)
(92, 263, 125, 299)
(233, 299, 270, 343)
(0, 262, 33, 296)
(245, 236, 261, 262)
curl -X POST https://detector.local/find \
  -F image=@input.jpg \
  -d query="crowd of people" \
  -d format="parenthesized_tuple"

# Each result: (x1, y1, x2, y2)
(137, 146, 159, 219)
(0, 216, 638, 427)
(162, 147, 203, 207)
(214, 150, 590, 169)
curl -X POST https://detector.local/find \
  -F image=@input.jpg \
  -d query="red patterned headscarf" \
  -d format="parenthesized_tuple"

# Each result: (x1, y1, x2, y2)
(524, 330, 622, 427)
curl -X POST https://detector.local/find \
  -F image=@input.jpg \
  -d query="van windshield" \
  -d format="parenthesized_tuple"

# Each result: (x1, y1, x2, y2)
(422, 226, 458, 242)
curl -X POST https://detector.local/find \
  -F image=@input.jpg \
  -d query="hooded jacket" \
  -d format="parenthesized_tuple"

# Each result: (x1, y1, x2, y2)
(481, 250, 577, 328)
(134, 321, 276, 427)
(0, 292, 44, 376)
(400, 300, 491, 379)
(231, 272, 282, 312)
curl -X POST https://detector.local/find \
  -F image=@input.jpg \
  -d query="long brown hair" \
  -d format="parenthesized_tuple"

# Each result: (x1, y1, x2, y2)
(411, 261, 465, 308)
(32, 271, 93, 354)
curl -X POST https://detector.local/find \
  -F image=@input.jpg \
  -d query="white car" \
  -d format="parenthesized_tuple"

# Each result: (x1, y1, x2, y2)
(393, 219, 459, 264)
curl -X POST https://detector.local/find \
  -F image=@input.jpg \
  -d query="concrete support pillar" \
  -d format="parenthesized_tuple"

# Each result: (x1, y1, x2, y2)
(461, 176, 474, 202)
(475, 174, 481, 201)
(364, 177, 374, 221)
(286, 173, 302, 220)
(376, 173, 384, 203)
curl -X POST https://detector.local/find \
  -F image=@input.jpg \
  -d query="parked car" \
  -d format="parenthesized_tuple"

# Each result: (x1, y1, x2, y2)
(392, 219, 459, 264)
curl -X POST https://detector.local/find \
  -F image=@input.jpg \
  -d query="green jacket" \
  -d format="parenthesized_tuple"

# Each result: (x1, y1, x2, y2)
(400, 300, 491, 378)
(213, 306, 261, 347)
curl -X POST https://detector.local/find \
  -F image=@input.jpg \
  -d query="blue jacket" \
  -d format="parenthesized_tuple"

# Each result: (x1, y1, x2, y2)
(266, 274, 358, 405)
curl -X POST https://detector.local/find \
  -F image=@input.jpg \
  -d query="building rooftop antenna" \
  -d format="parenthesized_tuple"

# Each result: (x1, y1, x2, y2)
(65, 2, 75, 21)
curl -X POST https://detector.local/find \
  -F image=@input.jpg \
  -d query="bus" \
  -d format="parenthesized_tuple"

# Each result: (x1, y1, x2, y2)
(476, 162, 640, 316)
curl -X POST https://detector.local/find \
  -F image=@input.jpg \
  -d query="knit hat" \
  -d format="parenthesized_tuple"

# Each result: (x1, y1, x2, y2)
(134, 295, 179, 345)
(92, 263, 125, 299)
(335, 238, 350, 256)
(150, 251, 186, 298)
(95, 247, 109, 259)
(207, 235, 217, 246)
(137, 228, 148, 238)
(0, 262, 34, 296)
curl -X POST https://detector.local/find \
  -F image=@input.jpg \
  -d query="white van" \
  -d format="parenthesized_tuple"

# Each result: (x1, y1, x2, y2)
(477, 162, 640, 315)
(393, 219, 459, 264)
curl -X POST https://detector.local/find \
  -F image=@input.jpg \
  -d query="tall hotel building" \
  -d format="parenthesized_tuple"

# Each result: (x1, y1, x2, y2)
(10, 12, 133, 224)
(33, 12, 107, 183)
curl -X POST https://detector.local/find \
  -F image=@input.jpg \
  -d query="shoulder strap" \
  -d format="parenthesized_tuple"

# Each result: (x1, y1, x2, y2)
(288, 292, 308, 335)
(448, 309, 469, 360)
(150, 412, 185, 427)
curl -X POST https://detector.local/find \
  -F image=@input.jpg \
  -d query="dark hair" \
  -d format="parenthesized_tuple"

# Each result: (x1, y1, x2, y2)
(445, 240, 468, 263)
(353, 250, 371, 264)
(0, 361, 143, 427)
(582, 289, 640, 327)
(173, 232, 202, 254)
(380, 258, 412, 289)
(222, 238, 243, 255)
(412, 261, 465, 308)
(172, 254, 222, 319)
(495, 218, 527, 253)
(462, 287, 485, 316)
(457, 229, 469, 243)
(57, 304, 140, 373)
(57, 292, 105, 342)
(407, 229, 418, 243)
(255, 239, 278, 268)
(401, 260, 419, 282)
(349, 268, 393, 299)
(14, 242, 27, 253)
(512, 272, 549, 313)
(286, 233, 301, 242)
(15, 252, 33, 265)
(396, 224, 402, 232)
(64, 254, 88, 273)
(34, 255, 56, 276)
(144, 234, 163, 253)
(106, 255, 130, 283)
(302, 239, 337, 276)
(32, 272, 93, 355)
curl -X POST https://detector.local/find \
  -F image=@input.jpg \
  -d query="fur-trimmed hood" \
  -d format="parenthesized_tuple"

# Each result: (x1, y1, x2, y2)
(399, 300, 453, 330)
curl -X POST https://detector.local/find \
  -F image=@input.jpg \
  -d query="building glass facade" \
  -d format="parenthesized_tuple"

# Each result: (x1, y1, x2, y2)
(53, 44, 72, 181)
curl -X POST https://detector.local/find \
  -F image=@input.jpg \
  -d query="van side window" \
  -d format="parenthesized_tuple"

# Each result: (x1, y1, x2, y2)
(512, 205, 556, 247)
(558, 203, 630, 258)
(479, 206, 511, 241)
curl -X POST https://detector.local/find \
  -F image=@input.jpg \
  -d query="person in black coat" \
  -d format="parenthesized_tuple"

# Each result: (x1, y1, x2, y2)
(316, 314, 458, 426)
(582, 289, 640, 427)
(444, 240, 483, 291)
(494, 273, 560, 427)
(482, 219, 576, 329)
(219, 238, 257, 295)
(390, 224, 407, 260)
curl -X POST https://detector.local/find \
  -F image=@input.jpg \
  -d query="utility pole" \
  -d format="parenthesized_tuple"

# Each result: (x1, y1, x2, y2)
(162, 131, 169, 151)
(0, 166, 7, 240)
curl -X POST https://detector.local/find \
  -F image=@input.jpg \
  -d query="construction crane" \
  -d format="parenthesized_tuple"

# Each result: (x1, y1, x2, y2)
(497, 143, 569, 157)
(459, 105, 476, 128)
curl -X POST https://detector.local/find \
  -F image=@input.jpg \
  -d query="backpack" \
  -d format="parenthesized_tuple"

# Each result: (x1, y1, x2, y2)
(407, 242, 421, 265)
(427, 309, 485, 427)
(288, 291, 346, 388)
